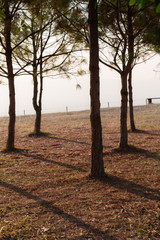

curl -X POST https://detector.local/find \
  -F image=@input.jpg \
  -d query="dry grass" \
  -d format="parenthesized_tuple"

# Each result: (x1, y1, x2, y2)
(0, 104, 160, 239)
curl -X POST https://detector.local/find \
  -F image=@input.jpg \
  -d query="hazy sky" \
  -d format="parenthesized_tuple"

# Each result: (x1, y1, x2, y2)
(0, 54, 160, 117)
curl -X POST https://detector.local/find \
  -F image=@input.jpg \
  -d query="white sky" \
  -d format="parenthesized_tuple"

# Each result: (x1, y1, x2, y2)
(0, 54, 160, 117)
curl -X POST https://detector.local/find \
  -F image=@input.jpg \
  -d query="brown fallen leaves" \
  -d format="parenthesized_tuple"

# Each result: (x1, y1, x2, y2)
(0, 105, 160, 239)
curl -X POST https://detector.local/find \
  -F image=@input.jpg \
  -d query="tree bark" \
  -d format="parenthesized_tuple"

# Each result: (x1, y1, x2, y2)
(34, 51, 43, 136)
(5, 2, 16, 151)
(128, 70, 136, 131)
(127, 5, 136, 132)
(35, 106, 41, 135)
(119, 73, 128, 150)
(32, 63, 41, 135)
(32, 25, 43, 136)
(88, 0, 105, 178)
(31, 14, 44, 136)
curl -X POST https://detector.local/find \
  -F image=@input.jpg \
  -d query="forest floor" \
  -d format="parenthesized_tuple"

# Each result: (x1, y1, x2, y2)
(0, 104, 160, 240)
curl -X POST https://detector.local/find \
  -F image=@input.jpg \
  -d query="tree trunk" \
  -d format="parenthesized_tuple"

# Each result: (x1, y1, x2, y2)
(32, 67, 41, 135)
(127, 5, 136, 132)
(128, 70, 136, 131)
(32, 25, 42, 136)
(5, 2, 16, 151)
(119, 73, 128, 150)
(88, 0, 105, 178)
(36, 27, 43, 136)
(31, 16, 44, 136)
(35, 107, 41, 135)
(34, 57, 43, 136)
(7, 72, 16, 150)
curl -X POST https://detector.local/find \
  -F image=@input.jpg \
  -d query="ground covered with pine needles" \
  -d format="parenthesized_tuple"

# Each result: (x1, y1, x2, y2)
(0, 104, 160, 239)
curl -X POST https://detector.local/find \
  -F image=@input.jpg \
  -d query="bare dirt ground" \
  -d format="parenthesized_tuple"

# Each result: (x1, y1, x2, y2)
(0, 104, 160, 239)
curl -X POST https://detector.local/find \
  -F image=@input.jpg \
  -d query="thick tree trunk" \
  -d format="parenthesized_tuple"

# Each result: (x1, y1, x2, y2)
(119, 73, 128, 150)
(128, 70, 136, 131)
(88, 0, 105, 178)
(5, 3, 16, 151)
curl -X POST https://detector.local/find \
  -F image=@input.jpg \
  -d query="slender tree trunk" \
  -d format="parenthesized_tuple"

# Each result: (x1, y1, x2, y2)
(4, 2, 16, 151)
(88, 0, 105, 178)
(119, 73, 128, 150)
(7, 69, 16, 150)
(31, 23, 42, 136)
(32, 59, 43, 136)
(31, 13, 44, 136)
(32, 66, 41, 135)
(35, 55, 43, 136)
(128, 70, 136, 131)
(127, 5, 136, 132)
(34, 82, 43, 136)
(36, 27, 44, 136)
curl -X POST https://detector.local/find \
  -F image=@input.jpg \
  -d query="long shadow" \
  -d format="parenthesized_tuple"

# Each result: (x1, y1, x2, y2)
(99, 174, 160, 201)
(49, 135, 91, 146)
(28, 132, 91, 146)
(20, 152, 88, 173)
(48, 135, 111, 149)
(29, 132, 112, 148)
(113, 145, 160, 161)
(129, 129, 160, 136)
(134, 147, 160, 162)
(0, 180, 114, 240)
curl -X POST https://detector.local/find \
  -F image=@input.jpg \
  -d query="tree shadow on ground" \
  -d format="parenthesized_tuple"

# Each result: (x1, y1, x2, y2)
(47, 135, 111, 149)
(128, 129, 160, 136)
(98, 174, 160, 202)
(1, 147, 26, 153)
(50, 135, 91, 146)
(28, 131, 51, 138)
(19, 152, 88, 173)
(0, 180, 115, 240)
(112, 145, 160, 161)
